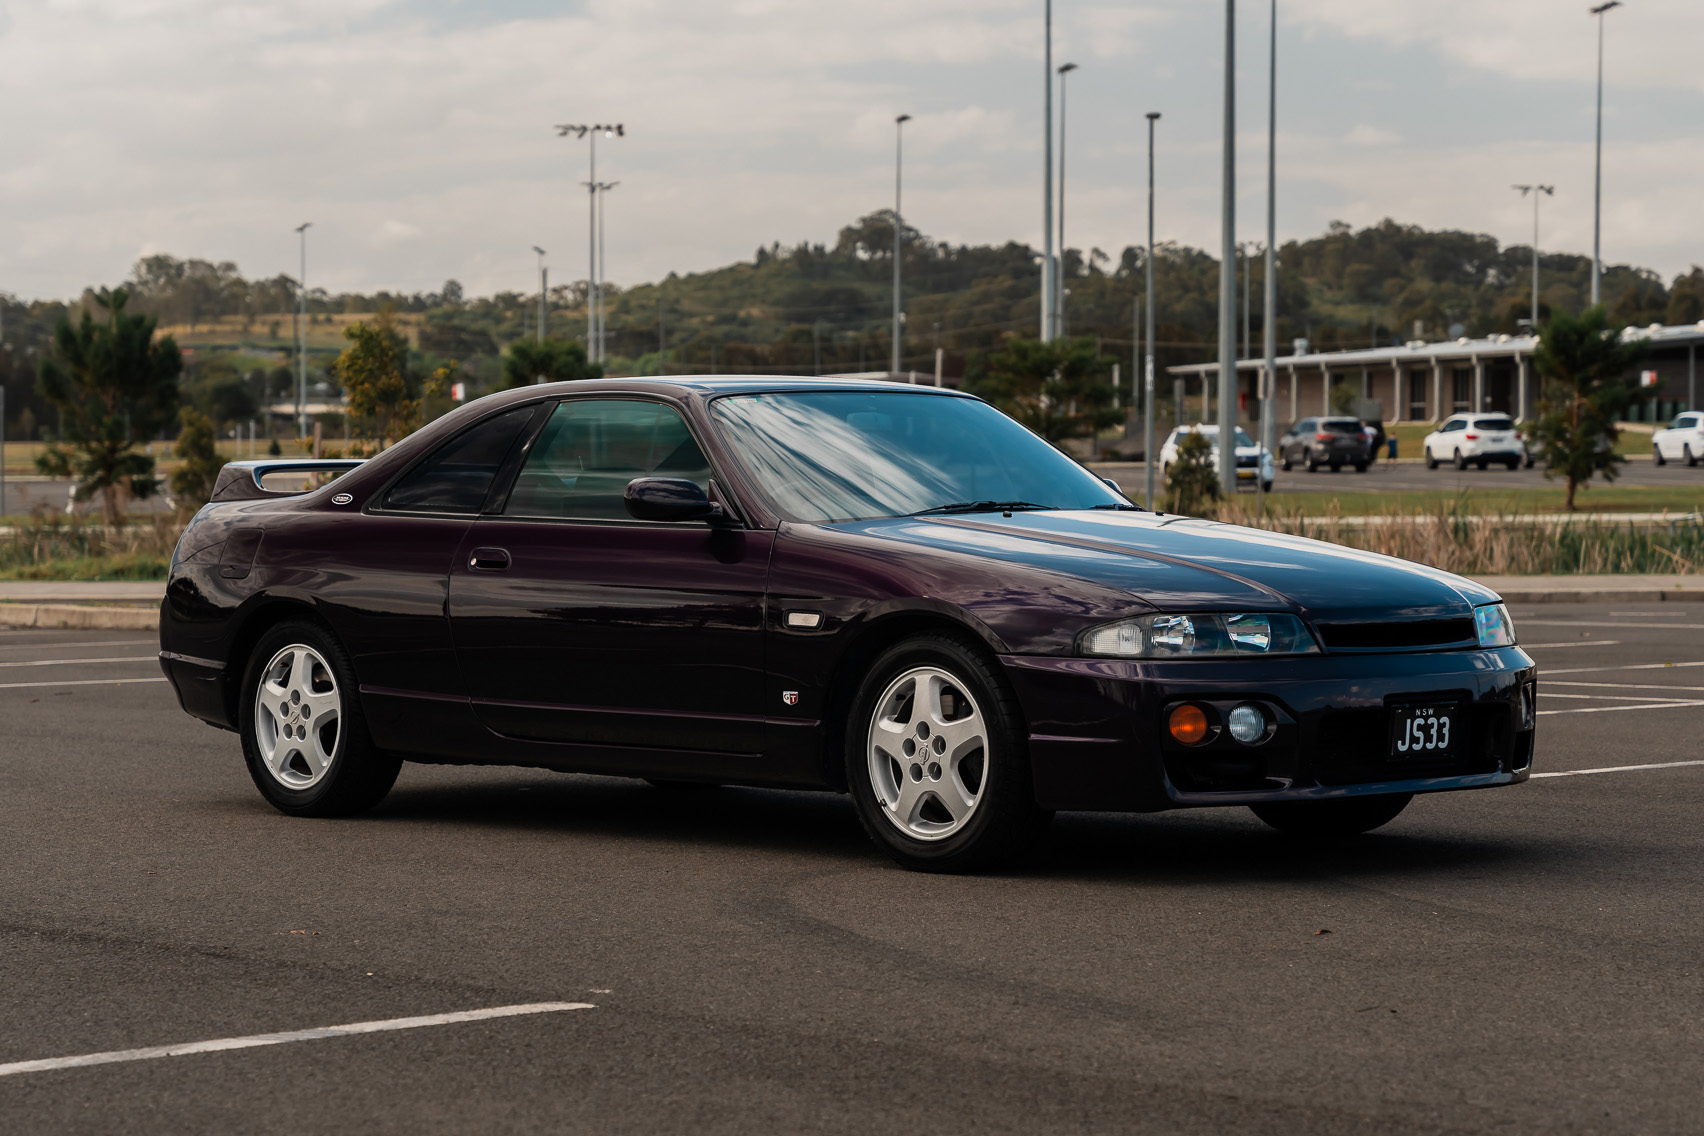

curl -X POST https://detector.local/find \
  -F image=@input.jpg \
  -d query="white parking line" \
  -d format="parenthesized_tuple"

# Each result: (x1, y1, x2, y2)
(1548, 680, 1704, 693)
(0, 639, 156, 652)
(1522, 640, 1622, 649)
(0, 1002, 594, 1077)
(1537, 699, 1704, 716)
(1539, 692, 1703, 702)
(1520, 620, 1704, 631)
(1543, 661, 1704, 676)
(0, 656, 157, 669)
(1532, 759, 1704, 780)
(0, 677, 167, 691)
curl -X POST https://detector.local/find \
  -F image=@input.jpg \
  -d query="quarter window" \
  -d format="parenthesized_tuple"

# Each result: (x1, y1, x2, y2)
(383, 406, 534, 513)
(505, 399, 712, 521)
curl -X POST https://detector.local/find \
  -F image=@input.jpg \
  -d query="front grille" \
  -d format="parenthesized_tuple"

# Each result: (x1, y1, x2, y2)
(1316, 618, 1475, 651)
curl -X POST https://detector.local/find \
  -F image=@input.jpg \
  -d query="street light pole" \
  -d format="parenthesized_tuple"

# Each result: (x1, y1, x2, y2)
(1217, 0, 1238, 498)
(1145, 111, 1160, 511)
(1057, 62, 1078, 340)
(892, 114, 911, 375)
(533, 246, 547, 344)
(1260, 0, 1277, 514)
(1041, 0, 1054, 342)
(1589, 1, 1620, 309)
(596, 181, 617, 364)
(553, 123, 624, 361)
(295, 222, 311, 441)
(1513, 184, 1554, 330)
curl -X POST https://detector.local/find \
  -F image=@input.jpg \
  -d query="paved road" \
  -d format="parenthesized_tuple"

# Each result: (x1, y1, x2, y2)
(1092, 456, 1704, 497)
(2, 607, 1702, 1133)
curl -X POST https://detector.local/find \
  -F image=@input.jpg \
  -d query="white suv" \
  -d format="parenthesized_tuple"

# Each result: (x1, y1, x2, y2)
(1423, 415, 1525, 470)
(1652, 412, 1704, 467)
(1158, 424, 1275, 491)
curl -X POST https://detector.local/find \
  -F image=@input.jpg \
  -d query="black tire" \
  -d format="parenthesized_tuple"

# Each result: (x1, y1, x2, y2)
(1505, 457, 1520, 470)
(1354, 462, 1368, 473)
(1280, 455, 1293, 472)
(845, 632, 1051, 873)
(1687, 445, 1698, 468)
(1525, 453, 1536, 469)
(1654, 444, 1666, 466)
(1328, 460, 1342, 473)
(239, 618, 401, 817)
(1249, 793, 1413, 838)
(1305, 459, 1319, 472)
(1261, 480, 1274, 493)
(1454, 448, 1467, 471)
(1425, 447, 1438, 470)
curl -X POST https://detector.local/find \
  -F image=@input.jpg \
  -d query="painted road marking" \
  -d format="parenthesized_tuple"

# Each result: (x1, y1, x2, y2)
(0, 656, 157, 669)
(1539, 692, 1704, 702)
(1543, 661, 1704, 676)
(1548, 680, 1704, 693)
(1520, 620, 1704, 631)
(0, 677, 168, 691)
(1522, 640, 1622, 649)
(1533, 759, 1704, 780)
(0, 639, 155, 652)
(1537, 699, 1704, 717)
(0, 1002, 594, 1078)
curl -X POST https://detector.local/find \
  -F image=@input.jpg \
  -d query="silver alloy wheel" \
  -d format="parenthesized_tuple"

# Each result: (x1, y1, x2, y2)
(867, 665, 988, 841)
(254, 643, 342, 790)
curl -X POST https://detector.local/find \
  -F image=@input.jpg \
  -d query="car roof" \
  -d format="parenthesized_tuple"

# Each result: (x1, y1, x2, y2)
(522, 375, 976, 399)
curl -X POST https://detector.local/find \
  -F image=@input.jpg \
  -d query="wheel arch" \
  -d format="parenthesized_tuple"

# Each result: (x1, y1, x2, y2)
(816, 604, 1023, 791)
(221, 596, 334, 726)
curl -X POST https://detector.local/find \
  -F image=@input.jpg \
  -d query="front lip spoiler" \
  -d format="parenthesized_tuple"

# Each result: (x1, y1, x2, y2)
(1164, 769, 1523, 806)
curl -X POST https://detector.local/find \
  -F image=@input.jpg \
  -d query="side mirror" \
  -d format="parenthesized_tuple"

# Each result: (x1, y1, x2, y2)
(1101, 477, 1123, 494)
(624, 477, 728, 523)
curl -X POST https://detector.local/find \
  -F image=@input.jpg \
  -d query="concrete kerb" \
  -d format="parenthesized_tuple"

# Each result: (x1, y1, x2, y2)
(0, 603, 159, 631)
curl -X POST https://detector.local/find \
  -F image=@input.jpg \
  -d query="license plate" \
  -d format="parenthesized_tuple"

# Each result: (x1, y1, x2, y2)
(1389, 703, 1458, 758)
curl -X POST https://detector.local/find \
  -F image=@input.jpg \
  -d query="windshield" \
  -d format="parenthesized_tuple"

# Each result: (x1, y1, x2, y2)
(710, 391, 1126, 522)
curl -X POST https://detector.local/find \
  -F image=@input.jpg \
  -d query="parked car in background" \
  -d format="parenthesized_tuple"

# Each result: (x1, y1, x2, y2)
(1652, 412, 1704, 467)
(1277, 417, 1369, 473)
(1158, 424, 1275, 492)
(1422, 415, 1524, 470)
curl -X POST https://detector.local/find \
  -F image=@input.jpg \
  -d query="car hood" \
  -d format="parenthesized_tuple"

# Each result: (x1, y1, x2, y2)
(840, 509, 1497, 622)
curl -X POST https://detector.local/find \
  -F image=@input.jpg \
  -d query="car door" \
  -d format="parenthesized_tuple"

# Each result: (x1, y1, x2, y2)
(447, 396, 772, 755)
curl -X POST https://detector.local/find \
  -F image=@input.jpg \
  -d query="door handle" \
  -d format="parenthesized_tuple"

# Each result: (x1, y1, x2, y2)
(469, 547, 511, 572)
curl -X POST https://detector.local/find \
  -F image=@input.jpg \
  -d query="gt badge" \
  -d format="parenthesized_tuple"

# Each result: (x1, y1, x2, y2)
(781, 691, 799, 706)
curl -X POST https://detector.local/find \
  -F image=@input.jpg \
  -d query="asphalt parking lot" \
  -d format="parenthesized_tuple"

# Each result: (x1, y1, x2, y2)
(2, 605, 1702, 1133)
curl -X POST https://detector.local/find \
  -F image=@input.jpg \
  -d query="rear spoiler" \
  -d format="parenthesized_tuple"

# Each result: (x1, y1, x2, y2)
(211, 459, 366, 503)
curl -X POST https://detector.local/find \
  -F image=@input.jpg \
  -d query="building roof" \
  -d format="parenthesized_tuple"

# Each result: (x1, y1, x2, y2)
(1167, 320, 1704, 376)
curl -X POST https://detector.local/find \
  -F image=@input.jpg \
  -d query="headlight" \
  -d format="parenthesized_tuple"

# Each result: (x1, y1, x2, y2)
(1079, 612, 1319, 658)
(1475, 603, 1516, 647)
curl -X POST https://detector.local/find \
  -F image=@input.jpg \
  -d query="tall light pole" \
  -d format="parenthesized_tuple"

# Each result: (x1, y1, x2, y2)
(1259, 0, 1278, 513)
(1589, 1, 1620, 308)
(1145, 112, 1161, 511)
(295, 222, 311, 440)
(532, 246, 547, 345)
(554, 122, 623, 360)
(1057, 62, 1078, 339)
(596, 181, 618, 364)
(892, 113, 911, 374)
(1217, 0, 1238, 497)
(1041, 0, 1055, 342)
(1513, 185, 1554, 331)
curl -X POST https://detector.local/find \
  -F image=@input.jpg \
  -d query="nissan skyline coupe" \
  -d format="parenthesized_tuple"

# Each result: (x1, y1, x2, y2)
(159, 377, 1536, 872)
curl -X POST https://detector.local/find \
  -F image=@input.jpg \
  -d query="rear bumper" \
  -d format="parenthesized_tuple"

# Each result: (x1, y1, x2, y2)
(1003, 647, 1535, 812)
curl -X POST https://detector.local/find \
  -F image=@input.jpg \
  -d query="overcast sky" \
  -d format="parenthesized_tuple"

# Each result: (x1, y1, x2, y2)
(2, 0, 1700, 302)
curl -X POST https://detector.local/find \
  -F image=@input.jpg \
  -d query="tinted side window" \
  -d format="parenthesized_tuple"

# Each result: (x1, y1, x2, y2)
(505, 399, 711, 521)
(383, 406, 533, 513)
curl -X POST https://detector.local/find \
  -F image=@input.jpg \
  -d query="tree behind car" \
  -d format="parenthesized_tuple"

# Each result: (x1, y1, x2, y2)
(36, 287, 182, 528)
(972, 336, 1122, 449)
(1533, 306, 1650, 511)
(1166, 431, 1221, 516)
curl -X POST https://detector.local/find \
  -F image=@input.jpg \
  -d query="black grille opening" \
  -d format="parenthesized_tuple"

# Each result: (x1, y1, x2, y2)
(1312, 704, 1498, 786)
(1317, 618, 1475, 651)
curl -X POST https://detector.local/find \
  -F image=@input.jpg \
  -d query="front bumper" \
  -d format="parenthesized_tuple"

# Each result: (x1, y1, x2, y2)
(1003, 647, 1535, 812)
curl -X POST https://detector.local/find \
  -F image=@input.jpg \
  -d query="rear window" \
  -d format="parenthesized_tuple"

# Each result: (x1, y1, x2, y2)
(1320, 419, 1363, 433)
(1474, 417, 1515, 431)
(383, 406, 534, 513)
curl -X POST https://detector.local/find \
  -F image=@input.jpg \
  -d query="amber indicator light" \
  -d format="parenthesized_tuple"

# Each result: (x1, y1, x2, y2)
(1168, 704, 1209, 745)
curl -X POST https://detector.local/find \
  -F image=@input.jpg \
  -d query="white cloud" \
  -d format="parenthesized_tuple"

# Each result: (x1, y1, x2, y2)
(1343, 125, 1400, 147)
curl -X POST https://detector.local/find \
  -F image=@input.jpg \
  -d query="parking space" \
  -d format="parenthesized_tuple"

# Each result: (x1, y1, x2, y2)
(2, 607, 1703, 1133)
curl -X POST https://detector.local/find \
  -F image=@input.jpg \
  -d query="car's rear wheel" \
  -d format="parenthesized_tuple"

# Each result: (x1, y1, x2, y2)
(1505, 457, 1520, 470)
(1354, 461, 1368, 473)
(1249, 793, 1412, 837)
(239, 619, 401, 817)
(1280, 452, 1293, 471)
(1454, 448, 1467, 471)
(846, 633, 1050, 872)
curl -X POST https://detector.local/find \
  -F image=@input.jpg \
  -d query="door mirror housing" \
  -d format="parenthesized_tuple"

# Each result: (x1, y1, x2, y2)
(624, 477, 729, 523)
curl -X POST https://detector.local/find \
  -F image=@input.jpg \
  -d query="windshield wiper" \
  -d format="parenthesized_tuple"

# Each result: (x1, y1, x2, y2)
(1088, 503, 1145, 511)
(910, 500, 1056, 516)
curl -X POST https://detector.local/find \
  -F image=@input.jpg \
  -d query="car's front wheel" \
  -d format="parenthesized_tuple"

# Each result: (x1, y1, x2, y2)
(1425, 447, 1438, 470)
(1249, 793, 1412, 837)
(239, 619, 401, 817)
(1654, 444, 1666, 466)
(1687, 444, 1698, 468)
(846, 633, 1050, 872)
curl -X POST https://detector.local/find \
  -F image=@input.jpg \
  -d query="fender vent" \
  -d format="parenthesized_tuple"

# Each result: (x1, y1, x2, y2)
(1316, 618, 1475, 651)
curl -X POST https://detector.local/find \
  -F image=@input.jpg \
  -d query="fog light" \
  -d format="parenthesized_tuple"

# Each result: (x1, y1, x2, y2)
(1228, 703, 1267, 744)
(1168, 704, 1209, 745)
